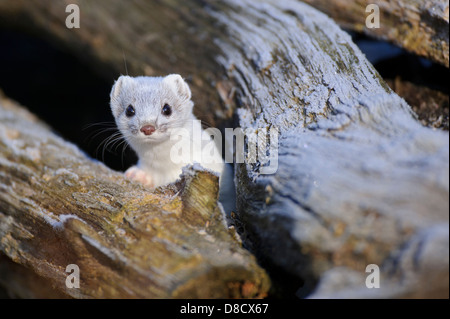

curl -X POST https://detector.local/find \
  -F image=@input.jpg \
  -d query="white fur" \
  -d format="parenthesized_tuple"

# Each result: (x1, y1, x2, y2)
(110, 74, 235, 213)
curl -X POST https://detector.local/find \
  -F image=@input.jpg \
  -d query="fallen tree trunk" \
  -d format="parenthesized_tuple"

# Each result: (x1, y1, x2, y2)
(302, 0, 449, 68)
(0, 0, 448, 298)
(217, 1, 449, 298)
(218, 1, 449, 298)
(0, 93, 269, 298)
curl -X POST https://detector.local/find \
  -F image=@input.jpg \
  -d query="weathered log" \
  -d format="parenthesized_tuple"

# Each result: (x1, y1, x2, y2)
(0, 0, 448, 298)
(217, 1, 449, 298)
(0, 93, 269, 298)
(302, 0, 449, 67)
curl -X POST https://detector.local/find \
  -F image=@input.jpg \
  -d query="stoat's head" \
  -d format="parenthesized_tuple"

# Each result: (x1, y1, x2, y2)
(110, 74, 193, 146)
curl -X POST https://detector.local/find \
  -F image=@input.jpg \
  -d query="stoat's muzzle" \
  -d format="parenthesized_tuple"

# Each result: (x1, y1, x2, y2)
(140, 125, 156, 136)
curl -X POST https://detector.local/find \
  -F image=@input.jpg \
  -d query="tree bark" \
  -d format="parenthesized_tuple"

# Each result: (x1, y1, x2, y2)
(302, 0, 449, 67)
(0, 0, 448, 298)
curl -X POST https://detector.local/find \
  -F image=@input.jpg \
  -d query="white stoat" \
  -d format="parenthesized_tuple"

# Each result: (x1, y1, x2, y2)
(110, 74, 235, 214)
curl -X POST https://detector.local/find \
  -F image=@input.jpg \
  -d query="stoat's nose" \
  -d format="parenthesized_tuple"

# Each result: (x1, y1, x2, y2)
(140, 125, 156, 136)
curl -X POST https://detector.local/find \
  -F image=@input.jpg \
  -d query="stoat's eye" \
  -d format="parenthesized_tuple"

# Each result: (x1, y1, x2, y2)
(125, 105, 135, 117)
(162, 104, 172, 116)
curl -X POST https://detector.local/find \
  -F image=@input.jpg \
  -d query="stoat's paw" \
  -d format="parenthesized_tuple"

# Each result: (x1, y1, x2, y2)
(125, 166, 154, 187)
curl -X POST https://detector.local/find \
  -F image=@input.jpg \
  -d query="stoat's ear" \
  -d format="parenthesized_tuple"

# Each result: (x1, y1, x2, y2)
(163, 74, 191, 101)
(110, 75, 133, 100)
(110, 75, 133, 118)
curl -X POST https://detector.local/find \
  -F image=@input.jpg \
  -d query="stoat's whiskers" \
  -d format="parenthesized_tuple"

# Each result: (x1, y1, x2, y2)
(82, 122, 117, 130)
(82, 121, 117, 147)
(83, 122, 132, 167)
(100, 131, 132, 164)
